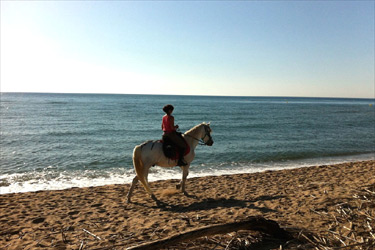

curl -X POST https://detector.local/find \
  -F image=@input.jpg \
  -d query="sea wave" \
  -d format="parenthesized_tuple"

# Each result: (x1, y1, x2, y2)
(1, 153, 373, 194)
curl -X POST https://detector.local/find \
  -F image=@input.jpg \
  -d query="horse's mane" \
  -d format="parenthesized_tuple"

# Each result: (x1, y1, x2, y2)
(185, 123, 207, 135)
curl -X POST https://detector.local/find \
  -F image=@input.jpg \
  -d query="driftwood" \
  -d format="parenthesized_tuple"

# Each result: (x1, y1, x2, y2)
(126, 216, 291, 250)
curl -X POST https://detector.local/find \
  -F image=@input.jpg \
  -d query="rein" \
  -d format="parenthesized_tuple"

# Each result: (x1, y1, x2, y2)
(182, 126, 211, 146)
(184, 133, 208, 145)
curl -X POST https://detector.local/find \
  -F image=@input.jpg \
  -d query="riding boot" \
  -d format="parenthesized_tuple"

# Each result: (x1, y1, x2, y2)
(178, 148, 187, 166)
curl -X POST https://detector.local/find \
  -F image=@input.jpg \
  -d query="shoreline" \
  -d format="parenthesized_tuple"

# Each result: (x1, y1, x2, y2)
(1, 160, 374, 249)
(1, 153, 374, 195)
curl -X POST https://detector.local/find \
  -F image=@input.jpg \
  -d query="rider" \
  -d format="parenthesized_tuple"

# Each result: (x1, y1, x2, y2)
(161, 104, 187, 166)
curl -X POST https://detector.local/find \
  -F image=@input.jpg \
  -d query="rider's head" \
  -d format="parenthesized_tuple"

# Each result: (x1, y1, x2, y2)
(162, 104, 174, 114)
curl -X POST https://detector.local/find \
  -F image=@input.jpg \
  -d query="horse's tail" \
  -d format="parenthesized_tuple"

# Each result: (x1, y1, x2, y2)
(133, 145, 152, 194)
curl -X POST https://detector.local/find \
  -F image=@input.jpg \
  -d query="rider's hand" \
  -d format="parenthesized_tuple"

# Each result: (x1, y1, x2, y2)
(175, 125, 179, 129)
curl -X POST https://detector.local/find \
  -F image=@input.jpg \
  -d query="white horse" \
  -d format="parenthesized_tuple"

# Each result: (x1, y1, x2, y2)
(126, 122, 213, 204)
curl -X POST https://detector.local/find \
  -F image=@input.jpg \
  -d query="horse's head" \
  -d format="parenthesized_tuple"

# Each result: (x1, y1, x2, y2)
(201, 123, 214, 146)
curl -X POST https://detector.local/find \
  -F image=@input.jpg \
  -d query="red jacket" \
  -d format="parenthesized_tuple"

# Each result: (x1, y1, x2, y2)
(162, 115, 175, 133)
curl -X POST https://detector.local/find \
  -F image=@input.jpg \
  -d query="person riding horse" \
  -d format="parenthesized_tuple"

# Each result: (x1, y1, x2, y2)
(161, 104, 187, 166)
(127, 122, 213, 203)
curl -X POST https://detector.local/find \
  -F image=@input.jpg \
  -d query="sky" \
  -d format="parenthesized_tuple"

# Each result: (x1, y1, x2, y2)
(1, 1, 374, 98)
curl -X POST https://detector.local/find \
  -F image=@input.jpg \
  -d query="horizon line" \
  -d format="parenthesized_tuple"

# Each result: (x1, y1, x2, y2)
(1, 91, 374, 100)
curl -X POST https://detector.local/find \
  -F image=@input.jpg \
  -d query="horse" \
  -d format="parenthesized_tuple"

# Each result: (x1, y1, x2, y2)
(126, 122, 213, 204)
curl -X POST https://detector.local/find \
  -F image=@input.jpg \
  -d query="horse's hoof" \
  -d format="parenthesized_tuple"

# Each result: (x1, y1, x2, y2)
(184, 192, 197, 199)
(176, 184, 181, 190)
(156, 200, 165, 207)
(151, 194, 158, 201)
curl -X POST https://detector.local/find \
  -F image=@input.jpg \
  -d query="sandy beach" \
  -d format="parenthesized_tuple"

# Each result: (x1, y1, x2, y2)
(1, 160, 374, 249)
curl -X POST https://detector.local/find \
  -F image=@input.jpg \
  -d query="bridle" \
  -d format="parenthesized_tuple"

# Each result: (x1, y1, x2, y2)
(184, 125, 213, 146)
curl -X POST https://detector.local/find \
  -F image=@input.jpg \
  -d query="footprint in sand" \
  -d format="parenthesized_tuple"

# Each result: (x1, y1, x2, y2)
(91, 203, 103, 207)
(32, 217, 45, 224)
(68, 211, 79, 215)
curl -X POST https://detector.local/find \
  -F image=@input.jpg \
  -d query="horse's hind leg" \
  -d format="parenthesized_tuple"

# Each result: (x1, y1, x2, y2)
(127, 169, 158, 203)
(137, 166, 159, 202)
(126, 176, 138, 203)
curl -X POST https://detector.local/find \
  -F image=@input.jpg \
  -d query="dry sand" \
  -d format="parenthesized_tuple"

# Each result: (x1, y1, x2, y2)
(1, 160, 374, 249)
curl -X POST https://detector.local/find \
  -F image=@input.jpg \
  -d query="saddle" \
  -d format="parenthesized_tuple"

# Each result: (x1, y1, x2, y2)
(161, 134, 190, 160)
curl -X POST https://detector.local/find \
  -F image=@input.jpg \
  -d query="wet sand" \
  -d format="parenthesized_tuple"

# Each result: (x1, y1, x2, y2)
(1, 160, 374, 249)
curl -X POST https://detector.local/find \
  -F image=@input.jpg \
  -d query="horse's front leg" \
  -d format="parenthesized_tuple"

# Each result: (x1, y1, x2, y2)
(177, 165, 190, 195)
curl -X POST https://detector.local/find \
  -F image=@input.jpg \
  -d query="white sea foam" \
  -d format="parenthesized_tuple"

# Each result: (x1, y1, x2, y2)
(1, 153, 373, 194)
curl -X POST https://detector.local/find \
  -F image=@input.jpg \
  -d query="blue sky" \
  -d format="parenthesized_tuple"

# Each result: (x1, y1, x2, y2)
(1, 1, 374, 98)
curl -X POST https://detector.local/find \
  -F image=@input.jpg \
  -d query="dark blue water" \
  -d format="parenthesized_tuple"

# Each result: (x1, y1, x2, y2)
(1, 93, 374, 193)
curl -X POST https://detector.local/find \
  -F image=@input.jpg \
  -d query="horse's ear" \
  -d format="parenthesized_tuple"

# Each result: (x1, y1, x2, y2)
(207, 122, 211, 126)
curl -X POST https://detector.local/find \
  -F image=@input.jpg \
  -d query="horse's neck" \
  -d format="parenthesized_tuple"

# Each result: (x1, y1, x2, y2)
(184, 126, 203, 149)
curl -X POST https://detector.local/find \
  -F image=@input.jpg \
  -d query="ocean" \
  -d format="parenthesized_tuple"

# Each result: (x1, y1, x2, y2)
(1, 93, 374, 194)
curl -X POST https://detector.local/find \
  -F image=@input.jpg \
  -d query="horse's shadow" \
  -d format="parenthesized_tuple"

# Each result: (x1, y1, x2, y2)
(132, 195, 284, 213)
